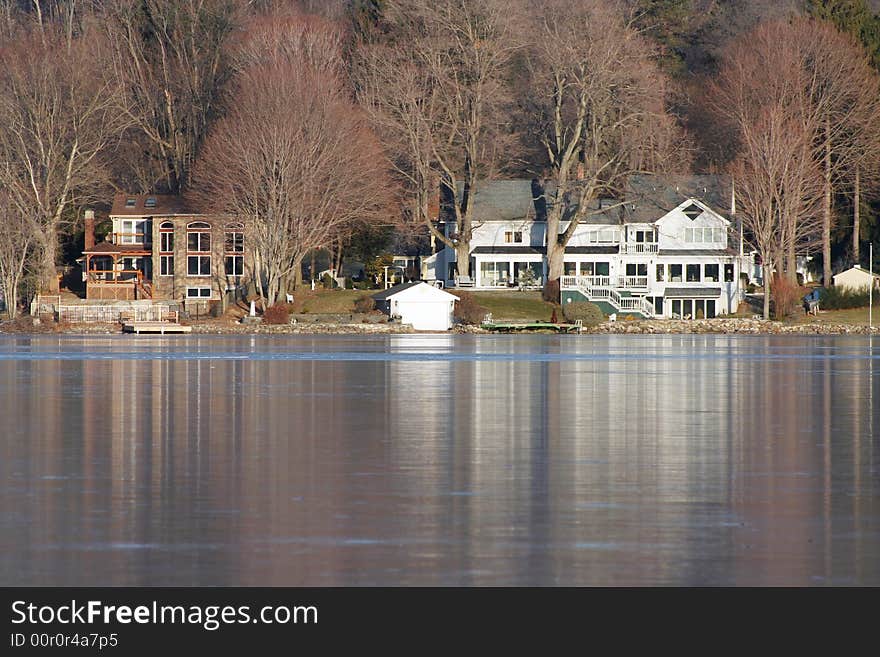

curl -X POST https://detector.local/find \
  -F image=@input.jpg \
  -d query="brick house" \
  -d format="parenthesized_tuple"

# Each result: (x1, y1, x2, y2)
(81, 194, 249, 309)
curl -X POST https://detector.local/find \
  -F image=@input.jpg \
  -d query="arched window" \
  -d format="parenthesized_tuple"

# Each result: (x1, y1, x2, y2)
(224, 223, 244, 279)
(187, 222, 211, 277)
(159, 222, 174, 276)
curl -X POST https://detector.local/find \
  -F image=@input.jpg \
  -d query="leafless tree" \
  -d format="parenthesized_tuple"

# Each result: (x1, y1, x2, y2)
(711, 20, 826, 318)
(522, 0, 688, 287)
(0, 188, 35, 319)
(105, 0, 243, 193)
(0, 25, 130, 294)
(191, 16, 393, 307)
(354, 0, 520, 280)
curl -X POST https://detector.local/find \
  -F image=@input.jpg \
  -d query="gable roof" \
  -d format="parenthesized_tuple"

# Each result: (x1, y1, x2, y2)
(448, 179, 538, 223)
(624, 175, 732, 224)
(110, 193, 196, 217)
(372, 281, 458, 302)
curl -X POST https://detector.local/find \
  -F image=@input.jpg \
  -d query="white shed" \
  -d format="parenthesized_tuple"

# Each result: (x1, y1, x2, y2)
(832, 265, 880, 292)
(372, 282, 459, 331)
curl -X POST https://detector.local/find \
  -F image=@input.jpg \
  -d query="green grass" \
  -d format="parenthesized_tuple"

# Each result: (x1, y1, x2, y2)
(468, 291, 556, 321)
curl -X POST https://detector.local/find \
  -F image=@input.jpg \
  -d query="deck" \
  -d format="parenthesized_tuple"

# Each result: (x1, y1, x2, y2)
(122, 322, 191, 334)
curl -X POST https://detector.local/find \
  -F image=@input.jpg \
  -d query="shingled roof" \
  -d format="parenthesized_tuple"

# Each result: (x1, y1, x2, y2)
(623, 175, 732, 224)
(110, 193, 197, 217)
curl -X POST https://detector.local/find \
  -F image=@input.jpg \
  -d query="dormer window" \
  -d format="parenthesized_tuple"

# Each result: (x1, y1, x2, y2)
(683, 203, 703, 220)
(144, 196, 157, 208)
(125, 198, 136, 208)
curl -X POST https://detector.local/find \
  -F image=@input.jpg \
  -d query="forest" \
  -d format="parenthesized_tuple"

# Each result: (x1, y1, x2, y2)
(1, 0, 880, 317)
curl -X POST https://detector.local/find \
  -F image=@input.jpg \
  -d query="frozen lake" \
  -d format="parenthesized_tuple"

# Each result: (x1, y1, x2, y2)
(1, 333, 878, 585)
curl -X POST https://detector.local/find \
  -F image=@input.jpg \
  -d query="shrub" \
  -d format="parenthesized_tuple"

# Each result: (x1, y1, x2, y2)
(561, 301, 605, 326)
(453, 291, 489, 325)
(321, 273, 336, 289)
(353, 295, 375, 313)
(263, 304, 290, 324)
(542, 279, 560, 303)
(770, 274, 803, 320)
(344, 277, 354, 290)
(819, 286, 880, 310)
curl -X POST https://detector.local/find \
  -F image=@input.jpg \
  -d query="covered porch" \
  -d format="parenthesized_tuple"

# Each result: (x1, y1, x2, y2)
(82, 243, 153, 300)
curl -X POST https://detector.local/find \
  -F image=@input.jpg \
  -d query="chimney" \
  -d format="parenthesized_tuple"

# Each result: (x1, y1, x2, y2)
(84, 209, 95, 250)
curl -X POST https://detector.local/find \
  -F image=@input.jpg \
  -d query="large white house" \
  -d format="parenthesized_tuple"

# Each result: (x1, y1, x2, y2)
(422, 175, 754, 319)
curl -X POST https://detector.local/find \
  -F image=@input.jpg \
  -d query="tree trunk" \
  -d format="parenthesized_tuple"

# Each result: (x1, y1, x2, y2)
(293, 254, 304, 290)
(786, 242, 797, 283)
(853, 164, 861, 264)
(455, 242, 470, 280)
(823, 122, 832, 287)
(547, 239, 565, 284)
(39, 230, 60, 295)
(763, 263, 772, 320)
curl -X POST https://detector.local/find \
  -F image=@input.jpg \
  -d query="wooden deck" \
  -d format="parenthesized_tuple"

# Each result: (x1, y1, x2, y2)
(122, 321, 191, 334)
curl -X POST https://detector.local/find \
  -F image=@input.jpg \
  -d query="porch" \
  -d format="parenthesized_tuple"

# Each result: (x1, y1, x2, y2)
(82, 244, 153, 300)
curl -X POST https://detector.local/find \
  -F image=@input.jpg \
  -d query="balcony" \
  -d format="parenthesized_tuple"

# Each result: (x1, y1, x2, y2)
(620, 243, 658, 254)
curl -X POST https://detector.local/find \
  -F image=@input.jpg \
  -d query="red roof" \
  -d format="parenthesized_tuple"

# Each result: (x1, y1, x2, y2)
(110, 193, 197, 217)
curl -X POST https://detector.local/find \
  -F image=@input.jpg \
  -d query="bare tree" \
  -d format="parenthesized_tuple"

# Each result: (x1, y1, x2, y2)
(355, 0, 520, 280)
(522, 0, 687, 288)
(0, 188, 35, 319)
(191, 17, 393, 307)
(711, 20, 827, 318)
(105, 0, 242, 193)
(0, 25, 130, 294)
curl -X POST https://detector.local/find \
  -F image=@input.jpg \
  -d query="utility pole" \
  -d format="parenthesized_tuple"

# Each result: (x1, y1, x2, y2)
(870, 242, 874, 332)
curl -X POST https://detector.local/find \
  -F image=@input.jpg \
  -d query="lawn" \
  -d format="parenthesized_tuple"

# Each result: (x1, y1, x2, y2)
(467, 290, 556, 321)
(790, 306, 878, 326)
(287, 287, 557, 321)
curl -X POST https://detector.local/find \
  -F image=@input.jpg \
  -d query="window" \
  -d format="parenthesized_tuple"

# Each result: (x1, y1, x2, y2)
(724, 263, 735, 282)
(654, 296, 664, 315)
(144, 196, 157, 208)
(119, 219, 147, 244)
(683, 203, 703, 220)
(186, 287, 212, 298)
(686, 264, 701, 282)
(626, 263, 647, 276)
(160, 255, 174, 276)
(564, 262, 578, 276)
(656, 264, 665, 281)
(595, 262, 610, 277)
(504, 231, 523, 244)
(187, 222, 211, 276)
(704, 264, 719, 282)
(159, 221, 174, 253)
(225, 255, 243, 277)
(225, 228, 244, 253)
(587, 229, 619, 244)
(125, 198, 136, 208)
(669, 264, 683, 282)
(188, 256, 211, 276)
(187, 231, 211, 252)
(713, 227, 726, 243)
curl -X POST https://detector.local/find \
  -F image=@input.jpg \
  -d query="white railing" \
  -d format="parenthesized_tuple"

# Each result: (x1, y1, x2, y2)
(616, 276, 649, 289)
(560, 275, 654, 318)
(621, 243, 659, 254)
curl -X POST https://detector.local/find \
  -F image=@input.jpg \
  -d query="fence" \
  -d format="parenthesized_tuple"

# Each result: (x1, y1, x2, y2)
(56, 304, 179, 324)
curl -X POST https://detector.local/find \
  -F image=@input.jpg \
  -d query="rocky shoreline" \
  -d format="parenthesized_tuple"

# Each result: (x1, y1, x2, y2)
(1, 316, 877, 336)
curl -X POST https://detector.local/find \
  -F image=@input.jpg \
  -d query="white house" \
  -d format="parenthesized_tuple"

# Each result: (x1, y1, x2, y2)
(832, 265, 880, 292)
(372, 282, 459, 331)
(423, 175, 754, 319)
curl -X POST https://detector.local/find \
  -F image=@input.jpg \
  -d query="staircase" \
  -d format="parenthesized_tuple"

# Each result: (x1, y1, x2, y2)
(561, 276, 654, 318)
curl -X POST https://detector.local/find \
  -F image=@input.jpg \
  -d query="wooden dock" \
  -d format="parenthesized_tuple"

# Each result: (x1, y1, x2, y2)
(482, 320, 582, 334)
(122, 321, 191, 334)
